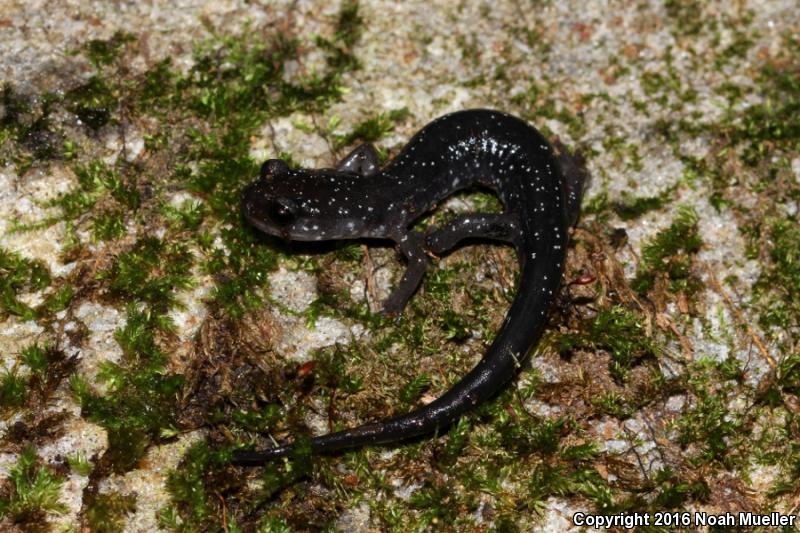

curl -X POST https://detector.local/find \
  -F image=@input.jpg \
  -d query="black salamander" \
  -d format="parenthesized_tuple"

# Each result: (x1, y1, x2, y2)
(234, 109, 585, 464)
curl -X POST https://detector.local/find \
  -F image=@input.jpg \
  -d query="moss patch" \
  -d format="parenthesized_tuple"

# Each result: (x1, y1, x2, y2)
(632, 205, 703, 296)
(0, 446, 66, 524)
(0, 247, 51, 320)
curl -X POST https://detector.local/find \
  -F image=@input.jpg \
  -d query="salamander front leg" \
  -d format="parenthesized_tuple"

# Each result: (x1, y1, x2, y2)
(336, 143, 380, 177)
(426, 213, 522, 254)
(382, 231, 428, 316)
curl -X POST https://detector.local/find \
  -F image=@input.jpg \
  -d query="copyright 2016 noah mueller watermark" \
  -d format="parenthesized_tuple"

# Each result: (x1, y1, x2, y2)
(572, 511, 797, 529)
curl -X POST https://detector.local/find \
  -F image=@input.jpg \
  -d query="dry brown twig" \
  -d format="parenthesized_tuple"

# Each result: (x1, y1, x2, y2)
(703, 262, 777, 370)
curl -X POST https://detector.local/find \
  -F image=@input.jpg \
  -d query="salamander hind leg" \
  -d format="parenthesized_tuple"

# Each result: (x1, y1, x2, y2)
(426, 213, 522, 255)
(336, 143, 380, 177)
(382, 231, 428, 316)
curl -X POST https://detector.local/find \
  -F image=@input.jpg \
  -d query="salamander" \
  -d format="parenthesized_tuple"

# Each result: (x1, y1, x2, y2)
(234, 109, 585, 464)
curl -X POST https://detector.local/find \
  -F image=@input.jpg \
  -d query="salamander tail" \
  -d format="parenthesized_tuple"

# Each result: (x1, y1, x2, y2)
(231, 444, 294, 465)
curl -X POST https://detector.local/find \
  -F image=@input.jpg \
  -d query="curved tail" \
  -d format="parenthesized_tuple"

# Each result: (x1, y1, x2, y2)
(231, 248, 557, 465)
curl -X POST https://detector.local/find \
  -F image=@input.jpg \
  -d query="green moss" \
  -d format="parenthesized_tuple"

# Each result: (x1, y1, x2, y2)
(408, 480, 461, 526)
(560, 306, 655, 382)
(20, 343, 49, 375)
(580, 190, 611, 218)
(497, 415, 568, 456)
(47, 181, 100, 222)
(726, 36, 799, 167)
(261, 436, 315, 496)
(334, 107, 411, 150)
(85, 31, 135, 68)
(0, 368, 27, 410)
(753, 217, 800, 338)
(436, 417, 470, 467)
(136, 59, 175, 111)
(674, 358, 744, 466)
(92, 208, 126, 241)
(591, 392, 636, 419)
(679, 32, 799, 214)
(202, 226, 279, 318)
(85, 492, 136, 533)
(611, 188, 672, 221)
(0, 446, 66, 523)
(525, 442, 611, 511)
(714, 28, 755, 70)
(421, 264, 459, 304)
(315, 0, 363, 70)
(315, 346, 364, 395)
(2, 343, 75, 416)
(67, 453, 93, 477)
(456, 34, 481, 68)
(650, 466, 709, 509)
(438, 309, 472, 342)
(45, 159, 139, 235)
(0, 84, 65, 168)
(67, 75, 118, 130)
(161, 200, 206, 232)
(491, 514, 521, 533)
(631, 205, 703, 294)
(399, 372, 432, 406)
(72, 305, 184, 472)
(73, 369, 183, 472)
(511, 79, 586, 139)
(161, 440, 314, 531)
(466, 190, 505, 214)
(40, 285, 74, 315)
(58, 33, 132, 135)
(0, 246, 51, 320)
(0, 82, 28, 131)
(256, 516, 293, 533)
(101, 236, 194, 312)
(768, 442, 800, 498)
(230, 404, 283, 434)
(114, 304, 171, 365)
(663, 0, 707, 37)
(775, 354, 800, 399)
(331, 243, 364, 263)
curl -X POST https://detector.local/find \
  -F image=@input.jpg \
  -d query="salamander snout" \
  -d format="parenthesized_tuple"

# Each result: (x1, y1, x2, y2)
(240, 180, 296, 239)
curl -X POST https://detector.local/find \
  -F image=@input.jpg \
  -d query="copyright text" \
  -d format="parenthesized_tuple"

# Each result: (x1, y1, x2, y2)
(572, 511, 797, 529)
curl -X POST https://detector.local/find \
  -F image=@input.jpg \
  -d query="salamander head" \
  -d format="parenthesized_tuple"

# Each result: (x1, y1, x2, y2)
(241, 159, 380, 241)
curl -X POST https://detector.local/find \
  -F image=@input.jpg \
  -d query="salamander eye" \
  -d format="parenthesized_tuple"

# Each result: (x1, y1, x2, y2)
(267, 197, 298, 224)
(260, 159, 289, 180)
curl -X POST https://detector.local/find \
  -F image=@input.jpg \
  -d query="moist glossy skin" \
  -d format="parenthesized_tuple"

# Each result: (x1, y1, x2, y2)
(235, 109, 584, 464)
